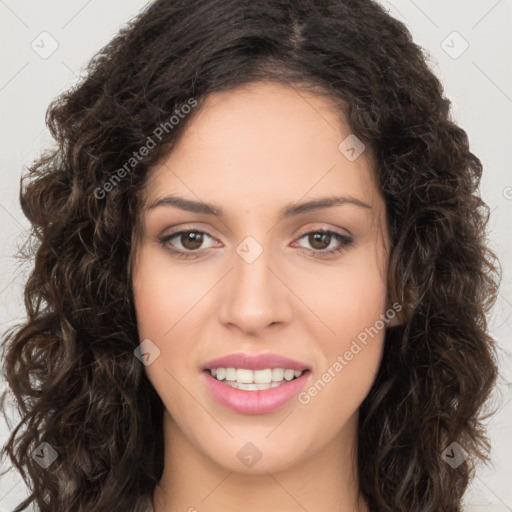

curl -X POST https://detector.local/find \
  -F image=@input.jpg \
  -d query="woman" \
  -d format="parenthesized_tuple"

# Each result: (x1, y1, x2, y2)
(0, 0, 500, 511)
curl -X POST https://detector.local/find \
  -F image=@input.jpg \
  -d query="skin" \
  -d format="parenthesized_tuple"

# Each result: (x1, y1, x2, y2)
(131, 81, 398, 512)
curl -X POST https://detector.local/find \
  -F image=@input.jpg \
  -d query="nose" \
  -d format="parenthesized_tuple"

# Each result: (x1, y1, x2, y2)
(217, 240, 292, 336)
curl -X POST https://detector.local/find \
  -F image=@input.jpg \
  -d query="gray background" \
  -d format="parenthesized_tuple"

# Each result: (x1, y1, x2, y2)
(1, 1, 511, 510)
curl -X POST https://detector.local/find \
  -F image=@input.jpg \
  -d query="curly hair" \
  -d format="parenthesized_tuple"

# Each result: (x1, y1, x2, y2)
(0, 0, 501, 511)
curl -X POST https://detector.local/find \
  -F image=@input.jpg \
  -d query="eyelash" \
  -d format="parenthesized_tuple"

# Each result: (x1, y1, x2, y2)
(159, 228, 353, 259)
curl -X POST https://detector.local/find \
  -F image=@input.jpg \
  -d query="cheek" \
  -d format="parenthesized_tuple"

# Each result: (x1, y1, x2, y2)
(299, 280, 387, 423)
(302, 247, 388, 339)
(132, 246, 204, 339)
(298, 246, 388, 396)
(132, 248, 214, 399)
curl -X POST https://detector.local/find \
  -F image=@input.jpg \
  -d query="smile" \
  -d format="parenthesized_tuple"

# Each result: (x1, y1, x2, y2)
(210, 367, 304, 390)
(202, 368, 311, 414)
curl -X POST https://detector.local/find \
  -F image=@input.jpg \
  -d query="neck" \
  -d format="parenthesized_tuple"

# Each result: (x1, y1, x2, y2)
(153, 410, 369, 512)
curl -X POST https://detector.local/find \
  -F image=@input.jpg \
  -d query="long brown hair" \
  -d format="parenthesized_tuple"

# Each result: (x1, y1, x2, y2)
(1, 0, 500, 510)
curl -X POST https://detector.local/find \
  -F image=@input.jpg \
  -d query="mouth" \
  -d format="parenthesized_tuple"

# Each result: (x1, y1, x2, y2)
(205, 367, 310, 391)
(201, 367, 312, 415)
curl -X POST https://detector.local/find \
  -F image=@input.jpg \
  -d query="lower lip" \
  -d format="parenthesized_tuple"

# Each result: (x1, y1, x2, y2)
(202, 370, 310, 415)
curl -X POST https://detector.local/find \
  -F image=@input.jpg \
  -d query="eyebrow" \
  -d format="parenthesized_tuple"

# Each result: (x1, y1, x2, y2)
(145, 194, 372, 219)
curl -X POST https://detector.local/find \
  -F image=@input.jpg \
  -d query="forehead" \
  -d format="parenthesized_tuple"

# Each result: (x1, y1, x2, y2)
(143, 81, 381, 215)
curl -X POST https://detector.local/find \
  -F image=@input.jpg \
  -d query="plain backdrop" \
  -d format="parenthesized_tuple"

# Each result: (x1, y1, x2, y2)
(1, 1, 511, 511)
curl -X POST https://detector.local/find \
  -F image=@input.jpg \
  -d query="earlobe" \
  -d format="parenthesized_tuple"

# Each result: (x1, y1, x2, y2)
(385, 311, 401, 328)
(385, 288, 419, 327)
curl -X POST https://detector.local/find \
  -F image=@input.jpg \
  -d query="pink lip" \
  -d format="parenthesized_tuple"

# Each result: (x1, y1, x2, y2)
(201, 352, 311, 371)
(202, 370, 311, 415)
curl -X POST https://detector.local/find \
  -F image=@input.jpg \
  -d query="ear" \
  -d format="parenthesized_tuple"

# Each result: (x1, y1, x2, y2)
(384, 301, 402, 327)
(385, 288, 419, 327)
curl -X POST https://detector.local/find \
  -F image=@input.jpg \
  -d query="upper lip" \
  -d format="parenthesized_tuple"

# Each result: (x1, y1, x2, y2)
(202, 353, 311, 372)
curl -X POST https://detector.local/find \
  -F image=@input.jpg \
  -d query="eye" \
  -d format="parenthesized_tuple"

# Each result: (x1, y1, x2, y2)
(159, 230, 217, 258)
(159, 228, 353, 259)
(293, 229, 353, 258)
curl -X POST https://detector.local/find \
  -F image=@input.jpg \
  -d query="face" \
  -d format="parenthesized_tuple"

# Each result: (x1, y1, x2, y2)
(132, 81, 396, 475)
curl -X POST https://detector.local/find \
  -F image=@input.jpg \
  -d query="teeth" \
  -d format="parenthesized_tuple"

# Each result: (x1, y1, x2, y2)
(237, 368, 255, 383)
(283, 369, 294, 381)
(224, 381, 283, 391)
(209, 367, 305, 386)
(272, 368, 284, 381)
(225, 367, 237, 381)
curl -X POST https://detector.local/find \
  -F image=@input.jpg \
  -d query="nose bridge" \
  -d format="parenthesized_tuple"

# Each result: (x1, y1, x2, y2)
(218, 233, 287, 330)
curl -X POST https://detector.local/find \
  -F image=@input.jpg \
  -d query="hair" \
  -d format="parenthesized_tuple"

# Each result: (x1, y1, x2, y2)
(0, 0, 501, 511)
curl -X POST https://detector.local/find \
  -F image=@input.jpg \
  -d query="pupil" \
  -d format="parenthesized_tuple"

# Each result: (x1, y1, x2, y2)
(310, 233, 329, 250)
(183, 232, 202, 250)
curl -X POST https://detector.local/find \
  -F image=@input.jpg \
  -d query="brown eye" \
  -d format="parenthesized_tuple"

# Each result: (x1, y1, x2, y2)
(294, 229, 353, 258)
(307, 232, 332, 250)
(179, 231, 204, 250)
(159, 228, 353, 260)
(160, 229, 216, 257)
